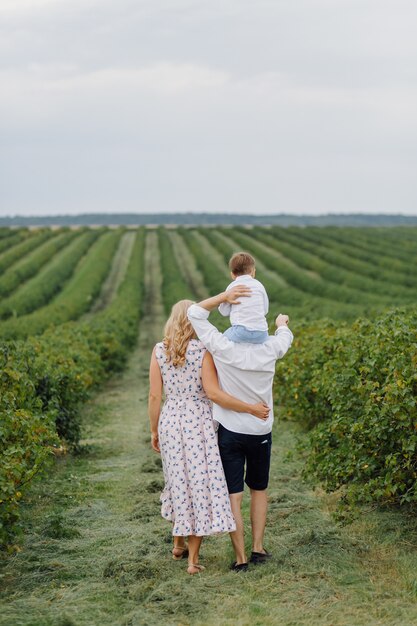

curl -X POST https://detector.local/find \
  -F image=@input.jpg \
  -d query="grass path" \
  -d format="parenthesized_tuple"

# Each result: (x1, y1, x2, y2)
(167, 230, 209, 300)
(88, 231, 137, 314)
(1, 234, 417, 625)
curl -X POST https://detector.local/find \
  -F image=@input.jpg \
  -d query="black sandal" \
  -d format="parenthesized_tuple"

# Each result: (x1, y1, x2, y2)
(230, 561, 248, 572)
(249, 550, 272, 564)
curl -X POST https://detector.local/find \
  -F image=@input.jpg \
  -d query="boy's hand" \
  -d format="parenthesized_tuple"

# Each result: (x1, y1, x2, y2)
(276, 314, 289, 327)
(225, 285, 252, 305)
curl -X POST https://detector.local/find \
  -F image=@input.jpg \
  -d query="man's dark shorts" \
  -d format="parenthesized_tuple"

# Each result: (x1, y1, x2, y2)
(217, 424, 272, 494)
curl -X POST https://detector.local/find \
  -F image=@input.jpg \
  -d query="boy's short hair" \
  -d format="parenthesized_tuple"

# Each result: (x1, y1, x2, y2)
(229, 252, 256, 276)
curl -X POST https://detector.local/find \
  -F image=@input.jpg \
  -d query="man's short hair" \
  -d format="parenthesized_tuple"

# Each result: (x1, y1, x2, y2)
(229, 252, 256, 276)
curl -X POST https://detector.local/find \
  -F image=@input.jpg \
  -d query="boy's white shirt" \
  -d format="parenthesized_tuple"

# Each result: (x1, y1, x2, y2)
(218, 274, 269, 332)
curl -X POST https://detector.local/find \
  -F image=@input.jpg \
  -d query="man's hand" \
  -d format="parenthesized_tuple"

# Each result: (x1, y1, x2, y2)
(151, 432, 160, 453)
(225, 285, 252, 305)
(276, 313, 289, 328)
(250, 402, 270, 420)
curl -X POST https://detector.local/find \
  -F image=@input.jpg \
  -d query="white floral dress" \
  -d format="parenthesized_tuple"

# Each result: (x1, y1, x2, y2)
(155, 339, 236, 536)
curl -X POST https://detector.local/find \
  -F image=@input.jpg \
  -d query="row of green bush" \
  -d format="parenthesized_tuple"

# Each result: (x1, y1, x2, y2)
(0, 230, 123, 340)
(275, 308, 417, 506)
(279, 227, 417, 287)
(0, 229, 13, 239)
(0, 229, 56, 275)
(0, 229, 100, 320)
(197, 228, 365, 322)
(253, 228, 415, 300)
(0, 230, 29, 255)
(299, 226, 417, 276)
(231, 229, 383, 308)
(0, 230, 78, 298)
(178, 228, 229, 294)
(0, 229, 146, 547)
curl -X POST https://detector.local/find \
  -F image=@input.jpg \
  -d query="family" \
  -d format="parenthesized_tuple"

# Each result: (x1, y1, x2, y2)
(148, 251, 293, 574)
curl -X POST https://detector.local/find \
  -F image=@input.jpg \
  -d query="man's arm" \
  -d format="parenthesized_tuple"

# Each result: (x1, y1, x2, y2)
(270, 314, 293, 358)
(187, 286, 251, 355)
(188, 290, 293, 361)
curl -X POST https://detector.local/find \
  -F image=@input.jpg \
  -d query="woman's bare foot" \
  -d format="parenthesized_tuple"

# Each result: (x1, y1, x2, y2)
(172, 545, 188, 560)
(172, 536, 188, 560)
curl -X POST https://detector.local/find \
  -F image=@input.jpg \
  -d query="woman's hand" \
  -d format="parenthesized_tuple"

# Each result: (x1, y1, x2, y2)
(151, 432, 160, 453)
(250, 402, 270, 420)
(224, 285, 252, 305)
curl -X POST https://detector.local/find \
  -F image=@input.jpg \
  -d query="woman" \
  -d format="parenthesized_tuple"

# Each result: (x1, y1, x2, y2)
(148, 299, 270, 575)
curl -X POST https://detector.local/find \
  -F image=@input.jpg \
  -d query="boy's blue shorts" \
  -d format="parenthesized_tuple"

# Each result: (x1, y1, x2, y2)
(223, 325, 268, 344)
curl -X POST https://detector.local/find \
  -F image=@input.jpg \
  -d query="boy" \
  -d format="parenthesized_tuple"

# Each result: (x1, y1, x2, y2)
(219, 252, 269, 344)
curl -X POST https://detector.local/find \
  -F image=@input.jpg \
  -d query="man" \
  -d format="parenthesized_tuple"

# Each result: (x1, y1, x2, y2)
(187, 284, 293, 571)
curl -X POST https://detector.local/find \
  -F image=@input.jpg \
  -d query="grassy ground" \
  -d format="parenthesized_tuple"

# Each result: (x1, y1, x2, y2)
(1, 233, 417, 626)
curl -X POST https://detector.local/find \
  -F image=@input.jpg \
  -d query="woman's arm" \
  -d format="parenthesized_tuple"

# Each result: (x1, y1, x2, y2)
(149, 347, 163, 452)
(196, 285, 251, 311)
(201, 352, 270, 420)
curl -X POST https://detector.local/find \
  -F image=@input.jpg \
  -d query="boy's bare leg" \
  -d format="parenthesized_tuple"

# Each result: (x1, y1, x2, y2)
(250, 488, 268, 553)
(229, 492, 247, 564)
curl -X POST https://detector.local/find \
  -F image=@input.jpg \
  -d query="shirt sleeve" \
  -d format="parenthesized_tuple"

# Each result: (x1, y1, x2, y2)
(271, 326, 293, 359)
(261, 284, 269, 314)
(187, 304, 234, 355)
(217, 281, 233, 317)
(218, 302, 231, 317)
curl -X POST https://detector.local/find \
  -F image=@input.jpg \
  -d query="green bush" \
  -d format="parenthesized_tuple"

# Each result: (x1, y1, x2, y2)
(0, 343, 58, 546)
(277, 309, 417, 506)
(0, 230, 78, 298)
(0, 230, 123, 340)
(0, 229, 99, 321)
(0, 229, 57, 275)
(0, 230, 29, 255)
(0, 229, 146, 547)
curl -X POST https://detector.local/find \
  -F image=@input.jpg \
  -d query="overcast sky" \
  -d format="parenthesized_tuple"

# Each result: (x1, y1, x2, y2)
(1, 0, 416, 216)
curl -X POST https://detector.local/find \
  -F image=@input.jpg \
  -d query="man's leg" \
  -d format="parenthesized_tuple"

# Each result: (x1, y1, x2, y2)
(245, 431, 272, 559)
(250, 488, 268, 553)
(229, 492, 246, 564)
(217, 425, 247, 565)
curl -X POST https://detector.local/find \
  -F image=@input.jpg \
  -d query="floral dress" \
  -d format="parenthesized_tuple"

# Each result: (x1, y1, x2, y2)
(155, 339, 236, 536)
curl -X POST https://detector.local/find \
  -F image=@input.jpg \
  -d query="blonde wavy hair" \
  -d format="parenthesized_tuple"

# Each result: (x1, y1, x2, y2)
(163, 300, 196, 368)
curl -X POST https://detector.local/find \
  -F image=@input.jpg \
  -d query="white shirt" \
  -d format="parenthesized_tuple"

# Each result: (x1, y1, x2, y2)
(187, 304, 293, 435)
(218, 275, 269, 332)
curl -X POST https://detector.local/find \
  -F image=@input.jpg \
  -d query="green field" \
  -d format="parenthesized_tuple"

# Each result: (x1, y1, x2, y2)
(0, 226, 416, 625)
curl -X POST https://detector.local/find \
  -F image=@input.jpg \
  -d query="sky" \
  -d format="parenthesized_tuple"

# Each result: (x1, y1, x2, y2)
(1, 0, 417, 216)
